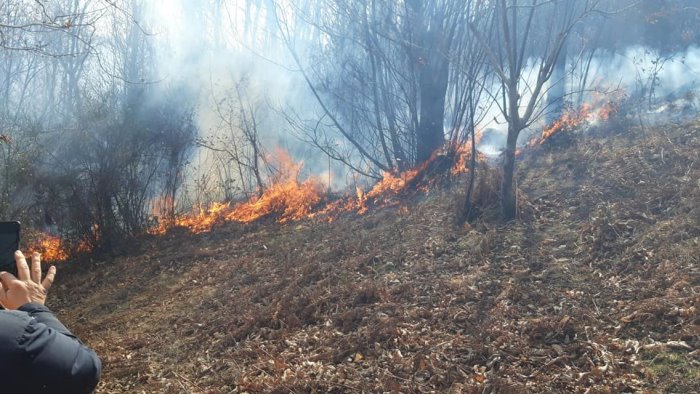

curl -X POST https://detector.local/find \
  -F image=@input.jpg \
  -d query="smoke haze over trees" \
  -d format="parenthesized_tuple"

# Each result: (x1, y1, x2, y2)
(1, 0, 699, 248)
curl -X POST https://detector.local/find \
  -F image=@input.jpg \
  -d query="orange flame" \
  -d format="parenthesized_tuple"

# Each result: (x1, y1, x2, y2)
(351, 170, 419, 214)
(31, 234, 70, 262)
(224, 149, 323, 223)
(150, 201, 231, 235)
(25, 232, 97, 263)
(532, 92, 621, 146)
(367, 170, 418, 199)
(597, 101, 617, 121)
(150, 149, 325, 234)
(226, 178, 323, 223)
(451, 128, 485, 175)
(149, 144, 487, 235)
(536, 103, 593, 145)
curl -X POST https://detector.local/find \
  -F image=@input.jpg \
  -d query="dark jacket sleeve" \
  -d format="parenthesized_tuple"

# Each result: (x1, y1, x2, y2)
(17, 303, 102, 393)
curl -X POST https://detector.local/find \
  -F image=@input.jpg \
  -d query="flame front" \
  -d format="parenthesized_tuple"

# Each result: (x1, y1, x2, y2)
(146, 142, 494, 235)
(26, 227, 98, 263)
(30, 94, 621, 256)
(150, 150, 325, 234)
(33, 235, 70, 262)
(16, 130, 513, 261)
(532, 93, 621, 146)
(451, 128, 485, 175)
(545, 104, 591, 142)
(226, 178, 323, 223)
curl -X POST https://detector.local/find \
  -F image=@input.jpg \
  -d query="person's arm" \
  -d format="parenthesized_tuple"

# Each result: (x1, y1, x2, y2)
(19, 302, 73, 336)
(18, 303, 101, 393)
(0, 251, 101, 393)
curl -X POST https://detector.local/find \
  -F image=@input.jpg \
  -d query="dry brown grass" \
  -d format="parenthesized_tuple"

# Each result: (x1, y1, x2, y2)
(49, 118, 699, 393)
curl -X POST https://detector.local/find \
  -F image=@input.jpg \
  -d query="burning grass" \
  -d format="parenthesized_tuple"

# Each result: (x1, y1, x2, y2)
(49, 117, 700, 393)
(149, 142, 485, 235)
(530, 92, 623, 146)
(25, 142, 481, 262)
(30, 93, 627, 263)
(28, 233, 69, 262)
(226, 178, 323, 223)
(25, 226, 98, 263)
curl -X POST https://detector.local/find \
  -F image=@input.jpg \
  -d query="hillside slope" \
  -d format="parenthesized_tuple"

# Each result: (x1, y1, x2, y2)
(50, 120, 699, 393)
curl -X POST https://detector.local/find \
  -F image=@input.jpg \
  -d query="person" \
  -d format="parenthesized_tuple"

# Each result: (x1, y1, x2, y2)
(0, 250, 101, 393)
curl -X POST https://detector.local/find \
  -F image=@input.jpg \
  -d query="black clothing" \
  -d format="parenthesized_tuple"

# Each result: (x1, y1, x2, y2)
(0, 303, 101, 393)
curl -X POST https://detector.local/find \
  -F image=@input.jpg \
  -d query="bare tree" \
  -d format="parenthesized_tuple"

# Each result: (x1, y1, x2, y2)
(0, 0, 199, 249)
(450, 0, 494, 224)
(197, 76, 268, 200)
(278, 0, 487, 178)
(471, 0, 599, 220)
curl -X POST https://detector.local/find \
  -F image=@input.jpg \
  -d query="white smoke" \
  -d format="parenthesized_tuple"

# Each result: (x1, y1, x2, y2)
(476, 45, 700, 155)
(148, 0, 351, 201)
(148, 2, 700, 186)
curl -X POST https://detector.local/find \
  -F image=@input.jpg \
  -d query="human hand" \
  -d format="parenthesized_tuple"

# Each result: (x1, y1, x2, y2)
(0, 251, 56, 310)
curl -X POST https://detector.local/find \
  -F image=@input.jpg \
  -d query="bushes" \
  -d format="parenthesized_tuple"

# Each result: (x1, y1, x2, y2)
(34, 89, 197, 252)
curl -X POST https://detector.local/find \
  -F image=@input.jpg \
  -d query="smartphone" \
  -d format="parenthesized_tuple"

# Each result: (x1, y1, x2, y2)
(0, 221, 20, 277)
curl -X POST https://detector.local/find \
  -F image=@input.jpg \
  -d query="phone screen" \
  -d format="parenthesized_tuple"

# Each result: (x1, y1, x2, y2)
(0, 222, 20, 276)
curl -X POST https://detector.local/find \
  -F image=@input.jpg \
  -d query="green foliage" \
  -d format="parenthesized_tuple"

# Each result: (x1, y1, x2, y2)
(642, 350, 700, 390)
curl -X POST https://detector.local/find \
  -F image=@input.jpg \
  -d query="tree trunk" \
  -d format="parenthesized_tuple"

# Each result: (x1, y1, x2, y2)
(416, 57, 449, 163)
(501, 125, 519, 220)
(460, 121, 478, 224)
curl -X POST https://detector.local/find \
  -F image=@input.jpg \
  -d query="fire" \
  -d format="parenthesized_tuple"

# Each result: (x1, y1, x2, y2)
(534, 103, 594, 145)
(223, 149, 323, 223)
(148, 143, 489, 236)
(182, 202, 230, 232)
(532, 92, 621, 146)
(451, 129, 485, 175)
(150, 150, 325, 233)
(23, 146, 488, 261)
(352, 170, 419, 214)
(226, 178, 323, 223)
(28, 226, 98, 262)
(597, 101, 617, 121)
(269, 147, 304, 182)
(31, 234, 70, 262)
(452, 143, 472, 175)
(150, 201, 231, 235)
(149, 153, 432, 234)
(367, 170, 418, 199)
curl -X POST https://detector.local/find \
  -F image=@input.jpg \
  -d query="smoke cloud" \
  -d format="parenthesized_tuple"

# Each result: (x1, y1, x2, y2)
(147, 1, 700, 184)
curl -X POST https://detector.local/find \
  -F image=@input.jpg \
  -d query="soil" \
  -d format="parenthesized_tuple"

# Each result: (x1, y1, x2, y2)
(50, 119, 699, 393)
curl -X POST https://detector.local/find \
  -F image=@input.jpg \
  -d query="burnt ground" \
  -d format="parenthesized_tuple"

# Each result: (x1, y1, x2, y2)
(50, 119, 698, 393)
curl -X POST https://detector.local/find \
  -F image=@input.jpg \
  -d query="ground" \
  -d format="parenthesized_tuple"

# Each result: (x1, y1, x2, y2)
(50, 119, 699, 393)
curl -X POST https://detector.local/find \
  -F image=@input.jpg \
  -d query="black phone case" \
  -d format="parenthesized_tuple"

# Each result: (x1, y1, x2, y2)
(0, 221, 20, 276)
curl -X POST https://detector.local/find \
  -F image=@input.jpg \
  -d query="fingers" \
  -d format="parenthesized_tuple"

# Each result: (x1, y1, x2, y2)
(0, 271, 20, 309)
(0, 271, 17, 289)
(14, 251, 31, 281)
(31, 252, 42, 283)
(42, 266, 56, 291)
